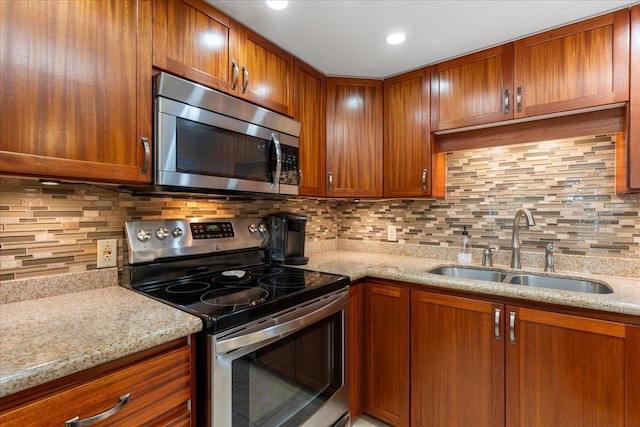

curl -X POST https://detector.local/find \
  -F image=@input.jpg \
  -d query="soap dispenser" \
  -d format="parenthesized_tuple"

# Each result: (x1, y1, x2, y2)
(458, 226, 472, 264)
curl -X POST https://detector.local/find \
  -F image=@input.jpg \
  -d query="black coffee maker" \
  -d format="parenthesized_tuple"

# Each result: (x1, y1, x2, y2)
(266, 212, 309, 265)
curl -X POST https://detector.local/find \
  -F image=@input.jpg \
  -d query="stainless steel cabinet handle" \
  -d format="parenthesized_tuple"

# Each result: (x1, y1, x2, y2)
(422, 168, 428, 191)
(140, 137, 150, 174)
(65, 394, 130, 427)
(504, 89, 510, 115)
(509, 311, 516, 344)
(494, 308, 501, 340)
(241, 65, 249, 94)
(231, 61, 239, 90)
(516, 87, 522, 114)
(328, 172, 333, 193)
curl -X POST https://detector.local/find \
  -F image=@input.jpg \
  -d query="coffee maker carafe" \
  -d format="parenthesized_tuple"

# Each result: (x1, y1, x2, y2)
(267, 213, 309, 265)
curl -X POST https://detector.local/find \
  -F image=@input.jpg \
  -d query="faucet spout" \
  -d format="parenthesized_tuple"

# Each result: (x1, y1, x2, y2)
(511, 208, 535, 269)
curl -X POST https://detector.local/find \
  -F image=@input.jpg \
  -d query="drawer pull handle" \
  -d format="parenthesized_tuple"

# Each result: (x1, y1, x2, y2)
(509, 311, 516, 344)
(494, 308, 501, 340)
(65, 394, 130, 426)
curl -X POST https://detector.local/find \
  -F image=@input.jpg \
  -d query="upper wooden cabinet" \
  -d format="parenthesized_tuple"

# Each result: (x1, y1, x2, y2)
(152, 0, 293, 116)
(0, 0, 153, 184)
(326, 78, 383, 198)
(514, 9, 629, 118)
(294, 59, 327, 197)
(432, 10, 630, 132)
(618, 4, 640, 194)
(152, 0, 238, 94)
(431, 44, 514, 131)
(384, 67, 434, 197)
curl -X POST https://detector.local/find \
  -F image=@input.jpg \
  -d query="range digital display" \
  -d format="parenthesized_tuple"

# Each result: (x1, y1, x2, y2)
(191, 222, 234, 239)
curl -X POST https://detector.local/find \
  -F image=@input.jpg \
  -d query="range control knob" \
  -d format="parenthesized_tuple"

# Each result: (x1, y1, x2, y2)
(248, 224, 259, 233)
(136, 229, 152, 242)
(172, 227, 183, 238)
(156, 227, 170, 240)
(258, 223, 268, 234)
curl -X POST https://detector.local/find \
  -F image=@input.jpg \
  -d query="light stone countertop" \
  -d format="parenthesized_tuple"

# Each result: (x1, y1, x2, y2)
(301, 251, 640, 317)
(0, 286, 202, 398)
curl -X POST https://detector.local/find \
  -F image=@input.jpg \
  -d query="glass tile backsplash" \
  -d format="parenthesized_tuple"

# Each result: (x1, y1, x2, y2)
(0, 134, 638, 281)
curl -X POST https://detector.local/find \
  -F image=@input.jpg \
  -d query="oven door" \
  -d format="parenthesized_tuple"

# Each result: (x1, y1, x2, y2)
(208, 289, 349, 427)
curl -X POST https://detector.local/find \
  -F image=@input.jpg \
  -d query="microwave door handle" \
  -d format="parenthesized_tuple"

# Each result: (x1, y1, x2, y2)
(269, 133, 282, 190)
(215, 292, 345, 354)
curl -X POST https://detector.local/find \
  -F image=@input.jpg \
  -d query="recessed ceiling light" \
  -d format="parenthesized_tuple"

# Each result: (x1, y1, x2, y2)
(265, 1, 288, 10)
(385, 32, 406, 45)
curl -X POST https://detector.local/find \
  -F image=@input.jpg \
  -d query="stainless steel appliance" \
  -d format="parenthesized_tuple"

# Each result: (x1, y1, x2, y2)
(124, 218, 350, 427)
(139, 72, 301, 197)
(267, 212, 309, 265)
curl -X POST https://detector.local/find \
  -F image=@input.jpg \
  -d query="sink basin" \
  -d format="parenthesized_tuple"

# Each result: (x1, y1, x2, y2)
(427, 265, 613, 294)
(428, 266, 508, 282)
(508, 274, 613, 294)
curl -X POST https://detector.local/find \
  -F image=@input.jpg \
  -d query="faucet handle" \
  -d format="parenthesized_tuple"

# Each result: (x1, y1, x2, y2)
(545, 242, 556, 272)
(546, 242, 556, 252)
(482, 246, 499, 267)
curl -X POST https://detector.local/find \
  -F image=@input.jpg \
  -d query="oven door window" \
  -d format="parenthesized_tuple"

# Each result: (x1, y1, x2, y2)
(176, 117, 274, 182)
(231, 312, 343, 427)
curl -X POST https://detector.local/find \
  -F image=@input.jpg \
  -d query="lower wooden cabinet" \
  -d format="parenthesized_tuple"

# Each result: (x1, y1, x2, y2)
(364, 282, 410, 426)
(362, 281, 639, 427)
(0, 338, 193, 426)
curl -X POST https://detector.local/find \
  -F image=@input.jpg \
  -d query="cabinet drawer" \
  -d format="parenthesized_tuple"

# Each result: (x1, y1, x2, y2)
(0, 345, 191, 426)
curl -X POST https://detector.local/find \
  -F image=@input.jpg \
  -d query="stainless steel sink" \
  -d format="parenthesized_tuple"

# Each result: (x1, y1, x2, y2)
(427, 265, 613, 294)
(428, 266, 508, 283)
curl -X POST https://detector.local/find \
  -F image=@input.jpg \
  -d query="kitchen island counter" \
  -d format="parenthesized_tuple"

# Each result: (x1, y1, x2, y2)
(301, 250, 640, 318)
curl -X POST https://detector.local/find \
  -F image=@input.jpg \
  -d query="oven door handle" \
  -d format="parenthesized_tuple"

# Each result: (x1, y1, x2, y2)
(215, 291, 346, 354)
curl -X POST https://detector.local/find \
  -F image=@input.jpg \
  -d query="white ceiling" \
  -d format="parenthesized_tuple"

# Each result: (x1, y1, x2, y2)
(206, 0, 637, 79)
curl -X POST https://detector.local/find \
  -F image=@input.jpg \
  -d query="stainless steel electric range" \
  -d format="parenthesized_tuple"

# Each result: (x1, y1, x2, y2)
(124, 218, 351, 427)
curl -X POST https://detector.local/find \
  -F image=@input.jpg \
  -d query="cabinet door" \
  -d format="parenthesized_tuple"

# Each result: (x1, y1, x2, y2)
(152, 0, 238, 94)
(237, 27, 294, 116)
(411, 291, 505, 427)
(327, 78, 383, 198)
(0, 0, 152, 184)
(431, 44, 514, 131)
(514, 10, 630, 119)
(349, 283, 364, 418)
(364, 282, 410, 426)
(505, 307, 636, 427)
(295, 59, 327, 197)
(384, 67, 433, 197)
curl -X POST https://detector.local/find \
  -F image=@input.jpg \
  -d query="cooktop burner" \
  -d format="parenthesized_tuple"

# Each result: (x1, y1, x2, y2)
(200, 287, 268, 307)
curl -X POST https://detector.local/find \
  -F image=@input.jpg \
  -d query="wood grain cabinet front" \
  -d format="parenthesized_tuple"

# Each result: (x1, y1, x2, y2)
(0, 338, 193, 427)
(0, 0, 153, 184)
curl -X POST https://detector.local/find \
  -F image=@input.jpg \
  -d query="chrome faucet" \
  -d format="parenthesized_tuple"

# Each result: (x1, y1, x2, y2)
(510, 208, 536, 269)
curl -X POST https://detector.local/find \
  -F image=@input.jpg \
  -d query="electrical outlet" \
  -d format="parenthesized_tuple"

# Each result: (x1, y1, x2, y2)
(387, 225, 398, 242)
(97, 239, 117, 268)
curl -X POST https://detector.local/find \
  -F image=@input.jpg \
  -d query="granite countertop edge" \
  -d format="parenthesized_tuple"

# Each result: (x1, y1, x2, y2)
(0, 286, 203, 398)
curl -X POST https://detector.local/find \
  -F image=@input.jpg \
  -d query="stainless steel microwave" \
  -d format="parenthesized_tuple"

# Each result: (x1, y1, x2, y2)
(151, 72, 301, 197)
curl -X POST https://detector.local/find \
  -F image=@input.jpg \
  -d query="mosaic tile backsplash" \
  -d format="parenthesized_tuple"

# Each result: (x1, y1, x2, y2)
(1, 134, 638, 282)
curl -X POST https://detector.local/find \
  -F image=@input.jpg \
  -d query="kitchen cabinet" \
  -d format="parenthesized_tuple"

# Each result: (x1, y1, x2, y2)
(409, 285, 640, 427)
(349, 282, 364, 418)
(0, 0, 152, 184)
(618, 4, 640, 193)
(153, 0, 293, 116)
(431, 44, 514, 131)
(513, 9, 629, 119)
(431, 10, 629, 133)
(364, 282, 410, 427)
(384, 67, 435, 197)
(294, 59, 327, 197)
(0, 337, 193, 426)
(152, 0, 238, 94)
(411, 290, 504, 427)
(327, 78, 384, 198)
(236, 27, 294, 116)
